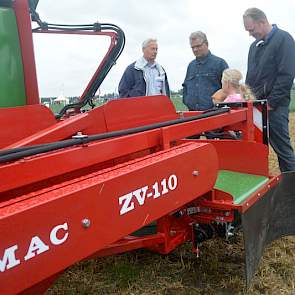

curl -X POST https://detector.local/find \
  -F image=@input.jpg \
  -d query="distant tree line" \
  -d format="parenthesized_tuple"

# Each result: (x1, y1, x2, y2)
(40, 96, 80, 104)
(40, 84, 295, 103)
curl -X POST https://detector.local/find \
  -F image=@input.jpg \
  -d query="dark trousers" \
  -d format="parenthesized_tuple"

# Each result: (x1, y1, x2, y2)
(269, 106, 295, 172)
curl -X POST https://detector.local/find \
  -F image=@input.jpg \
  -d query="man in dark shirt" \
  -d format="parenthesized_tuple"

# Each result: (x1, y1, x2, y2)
(244, 7, 295, 172)
(182, 31, 228, 111)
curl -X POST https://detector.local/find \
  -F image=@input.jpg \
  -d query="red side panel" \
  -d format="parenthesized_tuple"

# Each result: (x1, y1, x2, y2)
(0, 142, 218, 295)
(196, 140, 269, 176)
(103, 95, 178, 131)
(0, 105, 56, 148)
(2, 96, 177, 148)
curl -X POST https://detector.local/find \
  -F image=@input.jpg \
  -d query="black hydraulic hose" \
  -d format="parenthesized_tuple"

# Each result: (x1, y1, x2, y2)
(28, 1, 125, 117)
(55, 23, 125, 118)
(0, 143, 55, 157)
(0, 107, 229, 164)
(32, 22, 125, 119)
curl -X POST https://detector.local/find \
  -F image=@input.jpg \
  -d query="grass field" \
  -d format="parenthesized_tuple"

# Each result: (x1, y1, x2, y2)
(48, 90, 295, 114)
(289, 89, 295, 111)
(46, 94, 295, 295)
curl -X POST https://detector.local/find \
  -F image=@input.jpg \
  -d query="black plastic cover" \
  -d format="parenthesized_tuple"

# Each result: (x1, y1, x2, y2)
(242, 172, 295, 285)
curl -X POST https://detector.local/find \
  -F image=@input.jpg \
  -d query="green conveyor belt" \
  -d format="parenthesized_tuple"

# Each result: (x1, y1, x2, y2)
(214, 170, 269, 204)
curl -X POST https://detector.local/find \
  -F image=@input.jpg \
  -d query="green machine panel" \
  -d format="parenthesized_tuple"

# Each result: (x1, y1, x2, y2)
(214, 170, 269, 204)
(0, 7, 26, 107)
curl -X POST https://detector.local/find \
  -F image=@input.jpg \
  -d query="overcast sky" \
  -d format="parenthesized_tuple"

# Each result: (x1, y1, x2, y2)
(33, 0, 295, 97)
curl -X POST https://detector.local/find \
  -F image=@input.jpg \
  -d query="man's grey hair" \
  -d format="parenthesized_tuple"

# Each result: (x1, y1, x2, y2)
(189, 31, 208, 45)
(142, 38, 157, 49)
(243, 7, 268, 22)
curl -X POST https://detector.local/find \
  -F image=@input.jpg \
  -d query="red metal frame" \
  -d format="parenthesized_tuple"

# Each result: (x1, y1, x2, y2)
(0, 2, 279, 294)
(0, 96, 277, 294)
(13, 0, 40, 105)
(0, 99, 264, 194)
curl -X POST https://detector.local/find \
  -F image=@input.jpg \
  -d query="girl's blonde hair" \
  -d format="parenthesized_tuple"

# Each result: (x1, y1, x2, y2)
(222, 69, 255, 101)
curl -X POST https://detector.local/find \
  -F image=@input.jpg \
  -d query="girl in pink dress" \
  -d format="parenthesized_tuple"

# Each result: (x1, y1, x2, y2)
(221, 69, 255, 102)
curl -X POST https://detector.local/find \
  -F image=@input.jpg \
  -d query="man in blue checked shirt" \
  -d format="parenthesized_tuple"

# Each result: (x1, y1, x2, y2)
(182, 31, 228, 111)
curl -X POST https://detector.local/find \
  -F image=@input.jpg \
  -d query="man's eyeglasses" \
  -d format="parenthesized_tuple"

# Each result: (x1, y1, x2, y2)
(191, 42, 205, 50)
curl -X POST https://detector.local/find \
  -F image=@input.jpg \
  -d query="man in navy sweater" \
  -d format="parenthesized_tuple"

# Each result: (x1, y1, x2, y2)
(244, 7, 295, 172)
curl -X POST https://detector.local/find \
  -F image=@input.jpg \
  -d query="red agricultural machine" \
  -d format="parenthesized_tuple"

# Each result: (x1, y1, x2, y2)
(0, 1, 295, 294)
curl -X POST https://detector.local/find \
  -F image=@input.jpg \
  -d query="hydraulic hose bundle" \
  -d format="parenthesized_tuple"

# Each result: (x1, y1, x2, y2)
(0, 108, 229, 163)
(29, 1, 125, 118)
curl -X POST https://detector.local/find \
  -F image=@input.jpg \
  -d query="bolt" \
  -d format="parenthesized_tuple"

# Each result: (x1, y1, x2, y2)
(258, 193, 261, 197)
(169, 230, 176, 237)
(216, 216, 224, 221)
(193, 223, 200, 230)
(82, 218, 91, 228)
(246, 202, 249, 207)
(72, 132, 88, 139)
(192, 170, 199, 176)
(224, 211, 230, 216)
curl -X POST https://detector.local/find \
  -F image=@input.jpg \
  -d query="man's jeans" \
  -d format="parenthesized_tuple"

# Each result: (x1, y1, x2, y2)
(268, 106, 295, 172)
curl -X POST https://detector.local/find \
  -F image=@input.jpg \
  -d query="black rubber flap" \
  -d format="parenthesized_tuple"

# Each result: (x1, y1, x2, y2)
(242, 172, 295, 286)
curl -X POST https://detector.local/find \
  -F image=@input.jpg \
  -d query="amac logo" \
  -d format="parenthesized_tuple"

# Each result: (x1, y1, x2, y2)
(0, 222, 69, 273)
